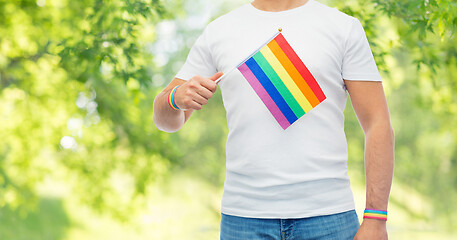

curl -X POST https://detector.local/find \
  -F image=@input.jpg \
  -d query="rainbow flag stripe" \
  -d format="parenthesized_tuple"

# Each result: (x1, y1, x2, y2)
(238, 32, 326, 129)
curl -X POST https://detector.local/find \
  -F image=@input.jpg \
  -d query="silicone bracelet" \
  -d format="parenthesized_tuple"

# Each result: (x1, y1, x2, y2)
(363, 208, 387, 221)
(168, 85, 180, 110)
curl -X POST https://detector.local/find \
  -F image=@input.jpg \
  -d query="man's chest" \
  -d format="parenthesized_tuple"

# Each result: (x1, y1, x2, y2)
(210, 23, 345, 85)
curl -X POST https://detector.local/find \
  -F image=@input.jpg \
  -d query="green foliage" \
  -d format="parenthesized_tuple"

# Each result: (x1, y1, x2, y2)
(373, 0, 457, 111)
(0, 0, 181, 220)
(0, 0, 456, 236)
(330, 0, 457, 229)
(374, 0, 457, 40)
(373, 2, 457, 225)
(0, 198, 70, 240)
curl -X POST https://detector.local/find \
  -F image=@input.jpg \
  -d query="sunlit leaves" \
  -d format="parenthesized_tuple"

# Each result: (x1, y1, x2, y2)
(327, 0, 457, 228)
(0, 0, 180, 220)
(1, 0, 457, 229)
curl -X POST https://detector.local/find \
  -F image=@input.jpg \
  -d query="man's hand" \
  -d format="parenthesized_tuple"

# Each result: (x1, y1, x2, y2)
(354, 219, 388, 240)
(153, 72, 222, 132)
(174, 72, 223, 110)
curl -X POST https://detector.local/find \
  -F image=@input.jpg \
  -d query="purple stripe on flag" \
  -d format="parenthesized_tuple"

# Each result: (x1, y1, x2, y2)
(238, 63, 290, 130)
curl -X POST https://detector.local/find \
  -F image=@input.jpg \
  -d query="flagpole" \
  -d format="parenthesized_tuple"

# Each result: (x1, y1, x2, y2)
(215, 28, 283, 84)
(215, 67, 236, 84)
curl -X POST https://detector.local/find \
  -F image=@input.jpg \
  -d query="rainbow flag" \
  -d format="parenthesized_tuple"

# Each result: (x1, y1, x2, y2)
(237, 30, 326, 129)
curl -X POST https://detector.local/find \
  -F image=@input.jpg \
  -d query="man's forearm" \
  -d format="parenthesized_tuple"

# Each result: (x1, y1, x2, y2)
(153, 89, 186, 133)
(153, 73, 221, 133)
(364, 123, 395, 210)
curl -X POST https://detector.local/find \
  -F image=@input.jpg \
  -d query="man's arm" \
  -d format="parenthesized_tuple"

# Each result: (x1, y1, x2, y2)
(345, 80, 395, 240)
(153, 72, 222, 132)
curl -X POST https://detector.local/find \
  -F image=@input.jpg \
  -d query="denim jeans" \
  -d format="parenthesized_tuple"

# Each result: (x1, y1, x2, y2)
(220, 210, 360, 240)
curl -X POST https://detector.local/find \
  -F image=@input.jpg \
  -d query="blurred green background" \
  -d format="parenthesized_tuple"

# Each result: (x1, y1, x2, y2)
(1, 0, 456, 239)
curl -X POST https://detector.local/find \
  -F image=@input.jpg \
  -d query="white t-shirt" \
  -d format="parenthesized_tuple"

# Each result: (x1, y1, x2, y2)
(175, 0, 381, 218)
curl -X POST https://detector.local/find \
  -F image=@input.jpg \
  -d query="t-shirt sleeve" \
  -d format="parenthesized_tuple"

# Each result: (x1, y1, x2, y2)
(342, 18, 382, 81)
(175, 27, 217, 81)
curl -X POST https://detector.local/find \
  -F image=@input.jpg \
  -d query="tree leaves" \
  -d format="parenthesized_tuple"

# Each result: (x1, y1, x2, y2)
(1, 0, 457, 227)
(0, 0, 181, 220)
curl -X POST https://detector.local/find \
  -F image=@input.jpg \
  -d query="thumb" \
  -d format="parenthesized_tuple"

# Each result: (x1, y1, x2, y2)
(208, 72, 223, 81)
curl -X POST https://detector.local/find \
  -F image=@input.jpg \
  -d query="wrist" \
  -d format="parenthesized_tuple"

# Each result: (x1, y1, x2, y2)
(362, 217, 387, 225)
(167, 85, 181, 110)
(363, 208, 388, 221)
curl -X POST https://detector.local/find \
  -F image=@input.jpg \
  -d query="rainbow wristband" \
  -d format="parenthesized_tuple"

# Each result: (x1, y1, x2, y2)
(363, 209, 387, 221)
(168, 85, 180, 110)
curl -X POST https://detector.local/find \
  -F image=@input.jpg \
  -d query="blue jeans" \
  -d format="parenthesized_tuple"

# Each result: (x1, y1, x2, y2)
(220, 210, 360, 240)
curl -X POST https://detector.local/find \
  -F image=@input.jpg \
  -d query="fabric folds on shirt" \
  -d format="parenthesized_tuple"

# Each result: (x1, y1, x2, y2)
(175, 0, 381, 218)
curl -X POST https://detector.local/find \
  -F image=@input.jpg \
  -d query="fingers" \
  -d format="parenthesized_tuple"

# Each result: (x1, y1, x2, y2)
(196, 75, 218, 93)
(173, 74, 219, 111)
(208, 72, 223, 82)
(191, 92, 209, 106)
(183, 98, 204, 110)
(180, 92, 207, 110)
(196, 87, 213, 99)
(188, 76, 216, 95)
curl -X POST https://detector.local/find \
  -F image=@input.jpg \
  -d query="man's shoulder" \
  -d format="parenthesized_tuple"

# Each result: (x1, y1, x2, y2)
(311, 0, 356, 23)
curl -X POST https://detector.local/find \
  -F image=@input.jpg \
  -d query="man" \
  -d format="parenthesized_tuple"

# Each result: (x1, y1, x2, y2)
(153, 0, 394, 239)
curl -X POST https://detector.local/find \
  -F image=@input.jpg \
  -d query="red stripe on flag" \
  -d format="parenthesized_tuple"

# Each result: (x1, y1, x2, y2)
(274, 34, 326, 102)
